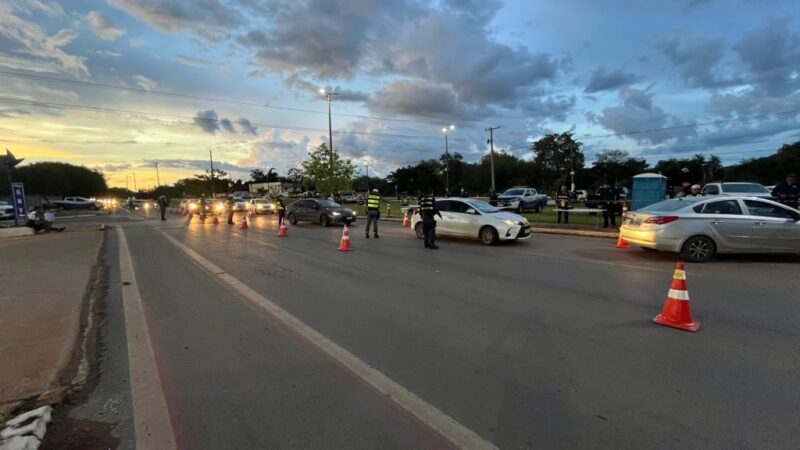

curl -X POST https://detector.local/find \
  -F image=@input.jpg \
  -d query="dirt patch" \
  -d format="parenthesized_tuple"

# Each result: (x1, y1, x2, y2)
(40, 417, 118, 450)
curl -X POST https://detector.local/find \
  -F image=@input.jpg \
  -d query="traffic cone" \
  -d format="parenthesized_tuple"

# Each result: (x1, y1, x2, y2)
(277, 220, 288, 237)
(240, 215, 249, 229)
(212, 216, 219, 224)
(402, 211, 411, 227)
(615, 234, 631, 249)
(653, 262, 700, 332)
(338, 224, 352, 251)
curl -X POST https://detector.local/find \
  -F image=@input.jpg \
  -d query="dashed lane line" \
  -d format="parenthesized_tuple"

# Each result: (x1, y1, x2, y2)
(158, 228, 498, 450)
(117, 226, 177, 450)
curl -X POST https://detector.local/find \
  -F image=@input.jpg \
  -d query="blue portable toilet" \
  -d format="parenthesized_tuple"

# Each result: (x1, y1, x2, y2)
(631, 173, 668, 211)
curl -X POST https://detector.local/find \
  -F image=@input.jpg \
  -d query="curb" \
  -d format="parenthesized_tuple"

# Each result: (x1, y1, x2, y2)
(531, 227, 618, 238)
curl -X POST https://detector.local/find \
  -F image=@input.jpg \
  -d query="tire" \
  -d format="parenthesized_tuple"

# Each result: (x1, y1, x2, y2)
(681, 236, 715, 262)
(479, 226, 499, 246)
(320, 214, 330, 226)
(414, 222, 424, 239)
(288, 213, 298, 225)
(516, 203, 523, 214)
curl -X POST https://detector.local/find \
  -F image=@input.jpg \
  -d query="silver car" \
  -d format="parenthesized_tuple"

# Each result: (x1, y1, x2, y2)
(621, 196, 800, 262)
(410, 198, 531, 245)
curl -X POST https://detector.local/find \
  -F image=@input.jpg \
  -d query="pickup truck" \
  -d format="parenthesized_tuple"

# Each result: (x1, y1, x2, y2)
(491, 187, 548, 213)
(52, 196, 103, 210)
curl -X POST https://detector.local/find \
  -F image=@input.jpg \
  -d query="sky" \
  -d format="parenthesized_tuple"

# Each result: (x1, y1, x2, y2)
(0, 0, 798, 189)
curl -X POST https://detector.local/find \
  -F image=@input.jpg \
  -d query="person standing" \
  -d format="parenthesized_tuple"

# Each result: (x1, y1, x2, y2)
(677, 181, 692, 198)
(771, 174, 799, 209)
(598, 181, 620, 228)
(198, 194, 207, 223)
(157, 195, 168, 221)
(556, 185, 574, 224)
(274, 195, 286, 225)
(688, 184, 703, 197)
(365, 189, 381, 238)
(225, 196, 235, 224)
(419, 191, 442, 249)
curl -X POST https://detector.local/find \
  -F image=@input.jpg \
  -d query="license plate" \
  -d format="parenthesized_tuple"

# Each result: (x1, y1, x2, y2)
(628, 217, 642, 226)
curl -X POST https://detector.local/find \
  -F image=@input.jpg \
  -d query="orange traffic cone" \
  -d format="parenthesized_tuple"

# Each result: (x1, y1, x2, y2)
(212, 216, 219, 224)
(277, 220, 288, 237)
(338, 224, 352, 251)
(616, 234, 631, 249)
(653, 262, 700, 332)
(240, 215, 249, 229)
(402, 211, 411, 227)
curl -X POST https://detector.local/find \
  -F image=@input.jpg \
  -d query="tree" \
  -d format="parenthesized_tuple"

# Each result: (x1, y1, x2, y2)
(250, 169, 268, 182)
(591, 149, 648, 188)
(0, 162, 106, 196)
(531, 131, 585, 192)
(300, 143, 355, 195)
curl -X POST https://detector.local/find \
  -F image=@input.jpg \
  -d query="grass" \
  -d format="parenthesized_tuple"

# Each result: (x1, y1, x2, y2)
(523, 206, 622, 229)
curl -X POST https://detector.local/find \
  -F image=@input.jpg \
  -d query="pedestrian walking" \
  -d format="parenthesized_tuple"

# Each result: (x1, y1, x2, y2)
(275, 195, 286, 225)
(225, 196, 235, 224)
(598, 181, 620, 228)
(419, 191, 442, 249)
(157, 195, 168, 220)
(365, 189, 381, 238)
(556, 184, 574, 224)
(771, 173, 799, 209)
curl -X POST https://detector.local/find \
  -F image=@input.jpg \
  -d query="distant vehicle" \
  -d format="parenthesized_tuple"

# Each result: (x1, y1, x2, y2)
(232, 197, 248, 212)
(574, 190, 588, 202)
(52, 196, 102, 210)
(231, 190, 253, 200)
(186, 199, 217, 215)
(338, 191, 358, 203)
(491, 187, 547, 213)
(286, 198, 356, 226)
(247, 198, 275, 215)
(620, 196, 800, 262)
(179, 198, 195, 213)
(701, 182, 772, 199)
(411, 198, 531, 245)
(0, 202, 14, 220)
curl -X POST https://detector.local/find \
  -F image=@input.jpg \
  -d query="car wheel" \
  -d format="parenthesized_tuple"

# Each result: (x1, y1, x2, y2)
(681, 236, 715, 262)
(320, 214, 330, 226)
(414, 222, 424, 239)
(516, 204, 523, 214)
(288, 213, 298, 225)
(479, 226, 499, 245)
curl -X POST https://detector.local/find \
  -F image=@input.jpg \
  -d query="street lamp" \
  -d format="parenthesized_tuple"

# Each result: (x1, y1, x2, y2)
(442, 125, 454, 196)
(319, 88, 338, 180)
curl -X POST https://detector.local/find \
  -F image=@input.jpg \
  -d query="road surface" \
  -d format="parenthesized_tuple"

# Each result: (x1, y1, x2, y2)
(44, 209, 800, 449)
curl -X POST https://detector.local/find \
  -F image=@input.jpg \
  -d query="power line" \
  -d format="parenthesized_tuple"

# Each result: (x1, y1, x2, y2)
(0, 69, 423, 124)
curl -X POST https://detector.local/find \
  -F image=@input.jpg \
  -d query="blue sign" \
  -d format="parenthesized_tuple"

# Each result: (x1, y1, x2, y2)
(11, 182, 26, 220)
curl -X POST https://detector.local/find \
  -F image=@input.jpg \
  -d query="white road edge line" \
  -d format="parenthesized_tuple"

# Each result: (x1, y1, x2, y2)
(159, 230, 498, 450)
(117, 226, 177, 450)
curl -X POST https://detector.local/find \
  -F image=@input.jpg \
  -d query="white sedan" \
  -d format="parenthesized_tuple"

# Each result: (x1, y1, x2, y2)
(247, 198, 276, 215)
(411, 198, 531, 245)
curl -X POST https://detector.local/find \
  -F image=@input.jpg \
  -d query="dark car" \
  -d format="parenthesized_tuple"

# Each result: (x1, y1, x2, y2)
(286, 198, 357, 226)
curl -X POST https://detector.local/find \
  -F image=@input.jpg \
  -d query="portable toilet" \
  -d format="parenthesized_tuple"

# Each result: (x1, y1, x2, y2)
(631, 173, 668, 210)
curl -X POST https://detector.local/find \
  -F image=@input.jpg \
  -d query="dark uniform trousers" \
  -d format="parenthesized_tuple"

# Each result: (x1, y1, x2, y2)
(422, 219, 437, 246)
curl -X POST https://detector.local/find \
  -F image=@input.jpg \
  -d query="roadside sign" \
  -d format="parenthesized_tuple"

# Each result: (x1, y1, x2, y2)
(11, 182, 26, 220)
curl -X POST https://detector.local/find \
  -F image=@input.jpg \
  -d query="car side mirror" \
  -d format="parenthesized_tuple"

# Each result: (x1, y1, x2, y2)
(466, 208, 477, 215)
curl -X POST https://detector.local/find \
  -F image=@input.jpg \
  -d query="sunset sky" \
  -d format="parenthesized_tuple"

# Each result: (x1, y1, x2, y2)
(1, 0, 798, 188)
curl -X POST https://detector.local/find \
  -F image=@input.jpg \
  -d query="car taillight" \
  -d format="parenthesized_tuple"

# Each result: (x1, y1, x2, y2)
(645, 216, 679, 225)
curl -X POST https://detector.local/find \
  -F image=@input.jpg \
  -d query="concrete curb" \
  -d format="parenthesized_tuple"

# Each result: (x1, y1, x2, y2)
(0, 227, 33, 239)
(531, 227, 618, 238)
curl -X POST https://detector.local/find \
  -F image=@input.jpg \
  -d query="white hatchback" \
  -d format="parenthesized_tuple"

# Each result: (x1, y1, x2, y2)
(411, 198, 532, 245)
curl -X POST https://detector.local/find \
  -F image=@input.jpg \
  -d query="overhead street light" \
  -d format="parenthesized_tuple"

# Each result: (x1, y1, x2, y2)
(319, 88, 338, 181)
(442, 125, 455, 196)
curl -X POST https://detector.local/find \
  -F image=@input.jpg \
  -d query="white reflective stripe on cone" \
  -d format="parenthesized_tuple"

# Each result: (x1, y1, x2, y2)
(668, 289, 690, 300)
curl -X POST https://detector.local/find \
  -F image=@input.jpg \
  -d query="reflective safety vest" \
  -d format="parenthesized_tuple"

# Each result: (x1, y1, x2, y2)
(276, 200, 285, 212)
(556, 192, 571, 208)
(420, 196, 434, 210)
(367, 194, 380, 210)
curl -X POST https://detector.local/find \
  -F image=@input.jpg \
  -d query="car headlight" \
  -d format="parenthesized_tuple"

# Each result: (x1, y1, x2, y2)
(144, 203, 150, 209)
(504, 219, 516, 225)
(216, 204, 223, 211)
(189, 204, 197, 210)
(332, 211, 341, 216)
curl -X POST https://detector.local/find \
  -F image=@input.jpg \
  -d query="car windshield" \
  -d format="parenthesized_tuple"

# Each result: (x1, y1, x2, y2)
(254, 199, 270, 204)
(502, 189, 525, 196)
(723, 183, 769, 193)
(465, 199, 499, 213)
(318, 200, 341, 208)
(639, 198, 701, 212)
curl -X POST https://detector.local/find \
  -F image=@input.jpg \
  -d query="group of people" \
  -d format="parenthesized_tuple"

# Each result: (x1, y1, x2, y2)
(191, 193, 287, 225)
(675, 181, 703, 198)
(554, 182, 626, 228)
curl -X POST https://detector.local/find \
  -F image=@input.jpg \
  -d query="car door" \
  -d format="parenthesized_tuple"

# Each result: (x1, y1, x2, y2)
(294, 200, 310, 221)
(702, 185, 720, 196)
(742, 200, 800, 252)
(444, 200, 477, 237)
(434, 201, 454, 235)
(697, 199, 756, 251)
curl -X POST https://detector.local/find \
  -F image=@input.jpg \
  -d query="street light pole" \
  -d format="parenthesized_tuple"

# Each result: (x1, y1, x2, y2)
(155, 162, 161, 187)
(319, 89, 338, 183)
(485, 125, 500, 193)
(442, 125, 454, 196)
(209, 149, 215, 198)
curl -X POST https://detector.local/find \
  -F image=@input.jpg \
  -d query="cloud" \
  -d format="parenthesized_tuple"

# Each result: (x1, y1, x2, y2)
(87, 11, 125, 41)
(192, 109, 259, 135)
(132, 74, 158, 91)
(108, 0, 244, 42)
(660, 35, 737, 88)
(584, 67, 640, 93)
(98, 163, 132, 172)
(193, 109, 220, 134)
(220, 118, 234, 132)
(176, 55, 210, 67)
(366, 80, 459, 119)
(142, 158, 252, 172)
(238, 118, 257, 135)
(586, 87, 697, 145)
(24, 0, 65, 17)
(236, 130, 311, 172)
(733, 18, 800, 97)
(0, 4, 88, 77)
(128, 37, 144, 47)
(283, 74, 371, 102)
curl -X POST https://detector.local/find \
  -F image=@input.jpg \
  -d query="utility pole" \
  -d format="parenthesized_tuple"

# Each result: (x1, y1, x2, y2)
(485, 125, 500, 193)
(125, 175, 129, 191)
(365, 163, 369, 190)
(209, 149, 215, 198)
(133, 172, 138, 192)
(442, 125, 454, 196)
(154, 162, 161, 187)
(319, 89, 338, 185)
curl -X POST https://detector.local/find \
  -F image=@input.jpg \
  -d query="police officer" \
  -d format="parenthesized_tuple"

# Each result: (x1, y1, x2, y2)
(275, 195, 286, 225)
(419, 191, 442, 249)
(771, 173, 799, 209)
(198, 194, 207, 223)
(556, 184, 574, 224)
(365, 188, 381, 238)
(225, 195, 235, 224)
(598, 181, 619, 228)
(157, 195, 168, 221)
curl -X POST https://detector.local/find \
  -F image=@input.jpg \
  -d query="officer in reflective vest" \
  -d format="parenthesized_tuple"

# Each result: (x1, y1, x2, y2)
(366, 189, 381, 238)
(419, 191, 442, 249)
(225, 196, 235, 224)
(275, 195, 286, 225)
(556, 184, 574, 224)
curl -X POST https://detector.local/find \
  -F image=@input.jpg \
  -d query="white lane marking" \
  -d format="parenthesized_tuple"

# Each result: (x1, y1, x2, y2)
(117, 227, 177, 450)
(159, 230, 497, 450)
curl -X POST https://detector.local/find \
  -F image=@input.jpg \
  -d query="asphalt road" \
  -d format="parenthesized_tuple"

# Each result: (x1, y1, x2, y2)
(46, 209, 800, 449)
